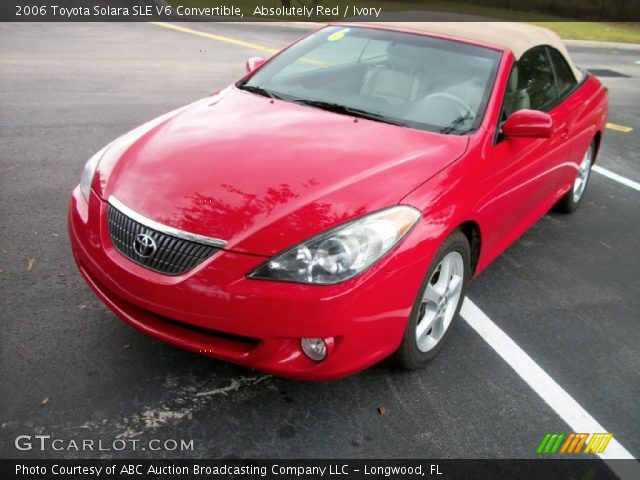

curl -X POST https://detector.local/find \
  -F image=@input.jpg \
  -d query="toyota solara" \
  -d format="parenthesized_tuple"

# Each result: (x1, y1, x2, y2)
(69, 22, 608, 380)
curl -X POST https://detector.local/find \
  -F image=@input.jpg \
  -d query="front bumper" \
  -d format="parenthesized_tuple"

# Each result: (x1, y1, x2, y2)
(68, 187, 429, 380)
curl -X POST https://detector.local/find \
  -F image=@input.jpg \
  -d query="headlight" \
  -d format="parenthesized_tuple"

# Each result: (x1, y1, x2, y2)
(79, 145, 109, 201)
(249, 206, 421, 285)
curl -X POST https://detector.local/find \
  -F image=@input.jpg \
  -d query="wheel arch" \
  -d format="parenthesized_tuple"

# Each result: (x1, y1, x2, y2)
(456, 221, 481, 276)
(593, 130, 603, 163)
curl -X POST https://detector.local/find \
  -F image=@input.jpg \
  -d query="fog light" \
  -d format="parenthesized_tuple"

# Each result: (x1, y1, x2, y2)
(301, 338, 327, 361)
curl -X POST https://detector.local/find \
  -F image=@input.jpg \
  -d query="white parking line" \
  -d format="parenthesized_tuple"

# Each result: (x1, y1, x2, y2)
(461, 299, 636, 474)
(593, 165, 640, 192)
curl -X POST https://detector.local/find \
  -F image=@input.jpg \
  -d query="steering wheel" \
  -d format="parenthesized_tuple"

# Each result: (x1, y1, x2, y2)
(422, 92, 475, 120)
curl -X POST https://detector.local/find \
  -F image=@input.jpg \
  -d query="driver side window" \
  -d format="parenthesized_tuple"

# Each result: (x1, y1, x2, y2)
(498, 46, 564, 141)
(501, 45, 578, 125)
(515, 47, 557, 111)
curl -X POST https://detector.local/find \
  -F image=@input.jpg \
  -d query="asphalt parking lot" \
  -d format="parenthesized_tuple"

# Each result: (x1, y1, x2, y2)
(0, 22, 639, 464)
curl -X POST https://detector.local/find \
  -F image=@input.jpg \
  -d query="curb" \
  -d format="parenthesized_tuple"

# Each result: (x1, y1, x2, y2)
(563, 39, 640, 51)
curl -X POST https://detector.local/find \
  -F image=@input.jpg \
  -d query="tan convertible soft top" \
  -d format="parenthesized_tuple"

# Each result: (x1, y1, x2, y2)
(358, 22, 584, 81)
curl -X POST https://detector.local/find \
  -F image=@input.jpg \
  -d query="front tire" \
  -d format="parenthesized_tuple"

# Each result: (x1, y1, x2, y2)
(555, 142, 595, 213)
(394, 230, 471, 370)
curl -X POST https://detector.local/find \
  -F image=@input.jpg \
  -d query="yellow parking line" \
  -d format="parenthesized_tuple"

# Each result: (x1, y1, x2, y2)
(150, 22, 279, 54)
(150, 22, 328, 68)
(606, 123, 633, 133)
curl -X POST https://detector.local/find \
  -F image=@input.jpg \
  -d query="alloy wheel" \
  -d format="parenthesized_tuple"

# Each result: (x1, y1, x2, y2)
(415, 251, 464, 353)
(572, 145, 594, 203)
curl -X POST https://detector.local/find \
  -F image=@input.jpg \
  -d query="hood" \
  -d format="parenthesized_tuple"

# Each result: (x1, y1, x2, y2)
(95, 87, 468, 256)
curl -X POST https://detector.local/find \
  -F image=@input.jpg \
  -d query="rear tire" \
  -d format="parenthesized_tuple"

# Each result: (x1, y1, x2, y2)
(394, 230, 470, 370)
(555, 141, 595, 213)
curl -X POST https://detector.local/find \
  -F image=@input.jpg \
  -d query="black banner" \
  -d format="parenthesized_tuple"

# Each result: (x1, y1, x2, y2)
(3, 459, 640, 480)
(2, 0, 640, 22)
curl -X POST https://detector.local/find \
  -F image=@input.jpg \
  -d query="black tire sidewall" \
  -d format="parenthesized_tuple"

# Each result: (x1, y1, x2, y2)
(395, 230, 471, 370)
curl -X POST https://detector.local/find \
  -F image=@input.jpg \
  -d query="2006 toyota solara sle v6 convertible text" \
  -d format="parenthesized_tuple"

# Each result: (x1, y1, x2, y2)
(69, 22, 608, 380)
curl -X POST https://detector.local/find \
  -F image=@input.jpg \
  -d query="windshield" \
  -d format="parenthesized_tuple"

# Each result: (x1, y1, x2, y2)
(238, 26, 502, 135)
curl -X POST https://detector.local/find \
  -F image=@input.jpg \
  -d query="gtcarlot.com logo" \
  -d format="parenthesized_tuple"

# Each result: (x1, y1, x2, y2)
(15, 434, 194, 452)
(537, 432, 613, 454)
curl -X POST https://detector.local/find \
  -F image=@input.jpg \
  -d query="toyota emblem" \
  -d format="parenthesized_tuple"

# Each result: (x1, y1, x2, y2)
(133, 233, 157, 258)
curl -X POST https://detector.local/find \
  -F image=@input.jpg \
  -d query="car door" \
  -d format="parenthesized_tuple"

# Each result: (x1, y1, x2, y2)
(545, 46, 584, 186)
(482, 46, 578, 253)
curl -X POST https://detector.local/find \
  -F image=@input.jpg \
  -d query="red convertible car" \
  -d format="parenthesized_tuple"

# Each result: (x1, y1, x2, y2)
(69, 22, 608, 380)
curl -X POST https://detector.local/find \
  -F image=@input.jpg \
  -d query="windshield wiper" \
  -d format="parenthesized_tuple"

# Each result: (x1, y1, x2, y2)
(238, 84, 282, 100)
(440, 112, 475, 135)
(292, 99, 408, 127)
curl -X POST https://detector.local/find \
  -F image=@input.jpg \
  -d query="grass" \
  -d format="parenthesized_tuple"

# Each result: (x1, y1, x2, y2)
(530, 22, 640, 43)
(171, 1, 640, 43)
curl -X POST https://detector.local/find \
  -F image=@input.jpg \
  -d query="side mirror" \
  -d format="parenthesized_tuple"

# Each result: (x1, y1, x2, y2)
(245, 57, 266, 74)
(502, 110, 553, 139)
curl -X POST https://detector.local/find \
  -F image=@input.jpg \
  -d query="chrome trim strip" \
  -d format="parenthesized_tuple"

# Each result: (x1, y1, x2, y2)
(107, 196, 227, 248)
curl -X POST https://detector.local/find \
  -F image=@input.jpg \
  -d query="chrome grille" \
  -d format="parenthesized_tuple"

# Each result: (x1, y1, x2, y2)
(107, 203, 220, 275)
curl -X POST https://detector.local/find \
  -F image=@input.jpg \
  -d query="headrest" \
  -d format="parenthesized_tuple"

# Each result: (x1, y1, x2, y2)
(386, 42, 423, 69)
(387, 42, 422, 59)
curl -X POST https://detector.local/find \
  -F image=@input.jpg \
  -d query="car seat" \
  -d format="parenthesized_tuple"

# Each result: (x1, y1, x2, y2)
(503, 66, 531, 116)
(360, 43, 425, 105)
